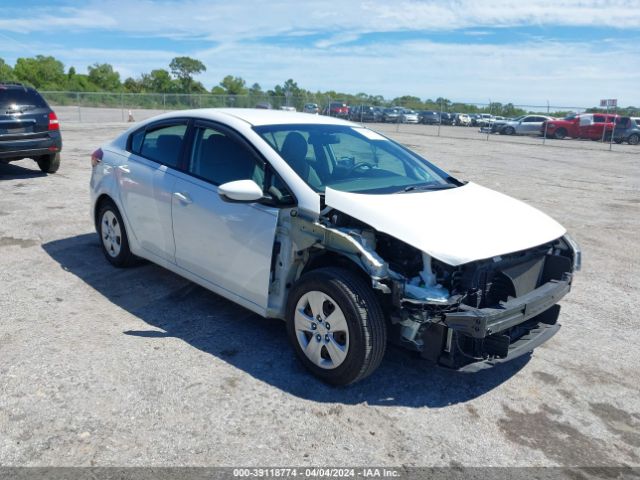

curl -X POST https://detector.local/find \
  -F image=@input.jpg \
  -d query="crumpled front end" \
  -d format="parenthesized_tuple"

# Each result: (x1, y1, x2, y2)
(374, 231, 581, 370)
(268, 194, 580, 371)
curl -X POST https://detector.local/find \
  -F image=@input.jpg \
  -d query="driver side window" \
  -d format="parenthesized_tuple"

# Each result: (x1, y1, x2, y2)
(189, 126, 264, 188)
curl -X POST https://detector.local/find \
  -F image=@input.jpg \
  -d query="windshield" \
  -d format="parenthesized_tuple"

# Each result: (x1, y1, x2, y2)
(254, 124, 455, 194)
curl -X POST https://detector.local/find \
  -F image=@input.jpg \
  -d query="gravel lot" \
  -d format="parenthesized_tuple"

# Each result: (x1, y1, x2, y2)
(1, 116, 639, 468)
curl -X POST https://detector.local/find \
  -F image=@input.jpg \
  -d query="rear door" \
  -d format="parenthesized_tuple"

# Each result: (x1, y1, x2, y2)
(119, 120, 189, 263)
(170, 121, 280, 313)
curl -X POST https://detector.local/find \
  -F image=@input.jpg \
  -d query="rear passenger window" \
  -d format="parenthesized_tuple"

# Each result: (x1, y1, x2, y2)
(135, 124, 187, 168)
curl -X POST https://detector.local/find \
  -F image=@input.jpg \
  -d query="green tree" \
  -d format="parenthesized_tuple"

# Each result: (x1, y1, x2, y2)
(392, 95, 422, 109)
(142, 69, 174, 93)
(249, 82, 262, 95)
(67, 73, 96, 91)
(87, 63, 121, 91)
(14, 55, 65, 89)
(218, 75, 247, 95)
(123, 77, 142, 93)
(169, 56, 206, 93)
(0, 58, 17, 82)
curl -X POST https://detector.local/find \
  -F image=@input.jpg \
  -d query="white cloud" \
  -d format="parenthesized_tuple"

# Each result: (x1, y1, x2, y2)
(1, 1, 639, 105)
(21, 37, 636, 106)
(1, 0, 640, 37)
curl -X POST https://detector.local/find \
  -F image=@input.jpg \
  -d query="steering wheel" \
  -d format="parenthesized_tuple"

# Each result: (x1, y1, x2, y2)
(347, 162, 374, 174)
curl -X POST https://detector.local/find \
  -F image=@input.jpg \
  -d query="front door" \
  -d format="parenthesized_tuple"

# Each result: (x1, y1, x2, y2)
(171, 123, 279, 313)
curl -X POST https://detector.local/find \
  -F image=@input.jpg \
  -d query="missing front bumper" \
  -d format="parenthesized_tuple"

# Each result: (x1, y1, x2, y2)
(420, 278, 570, 370)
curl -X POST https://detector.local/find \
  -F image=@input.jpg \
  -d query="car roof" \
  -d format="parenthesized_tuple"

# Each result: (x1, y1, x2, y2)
(150, 108, 358, 127)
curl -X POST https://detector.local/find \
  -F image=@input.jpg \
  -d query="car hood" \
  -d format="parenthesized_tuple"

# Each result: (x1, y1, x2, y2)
(324, 182, 566, 266)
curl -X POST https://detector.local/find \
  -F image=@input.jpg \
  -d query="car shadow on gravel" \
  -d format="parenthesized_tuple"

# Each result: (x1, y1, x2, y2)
(43, 233, 529, 408)
(0, 161, 47, 180)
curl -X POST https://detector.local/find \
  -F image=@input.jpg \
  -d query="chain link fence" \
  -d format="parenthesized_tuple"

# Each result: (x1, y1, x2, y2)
(41, 91, 638, 154)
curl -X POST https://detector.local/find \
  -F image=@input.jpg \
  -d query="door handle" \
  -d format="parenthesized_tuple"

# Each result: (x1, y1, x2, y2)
(173, 192, 193, 205)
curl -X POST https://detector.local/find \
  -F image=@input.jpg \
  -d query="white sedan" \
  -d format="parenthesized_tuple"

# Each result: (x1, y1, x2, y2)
(90, 109, 580, 385)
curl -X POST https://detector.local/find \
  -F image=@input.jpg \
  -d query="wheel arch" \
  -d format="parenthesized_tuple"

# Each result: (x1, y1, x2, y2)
(93, 193, 116, 232)
(300, 250, 370, 282)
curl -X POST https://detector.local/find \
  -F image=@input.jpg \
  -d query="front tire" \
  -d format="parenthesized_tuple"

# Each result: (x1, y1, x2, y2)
(286, 267, 387, 386)
(37, 152, 60, 173)
(97, 201, 136, 267)
(503, 126, 515, 135)
(553, 128, 567, 140)
(628, 134, 640, 145)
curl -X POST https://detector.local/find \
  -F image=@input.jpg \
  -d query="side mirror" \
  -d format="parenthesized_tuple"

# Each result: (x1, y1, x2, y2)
(218, 180, 264, 203)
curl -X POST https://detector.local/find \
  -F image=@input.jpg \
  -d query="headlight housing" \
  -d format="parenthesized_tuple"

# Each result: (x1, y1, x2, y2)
(563, 233, 582, 272)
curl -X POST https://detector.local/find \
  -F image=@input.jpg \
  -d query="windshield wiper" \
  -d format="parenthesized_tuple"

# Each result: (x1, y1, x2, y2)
(396, 183, 457, 193)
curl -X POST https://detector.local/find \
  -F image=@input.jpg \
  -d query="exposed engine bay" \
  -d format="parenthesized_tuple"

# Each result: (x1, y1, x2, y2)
(268, 206, 580, 370)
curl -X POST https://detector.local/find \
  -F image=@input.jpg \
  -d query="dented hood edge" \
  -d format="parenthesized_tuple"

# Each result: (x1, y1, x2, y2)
(324, 182, 566, 266)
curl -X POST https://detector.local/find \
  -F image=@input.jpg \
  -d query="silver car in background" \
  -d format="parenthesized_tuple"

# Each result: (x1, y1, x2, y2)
(303, 103, 319, 114)
(399, 109, 419, 124)
(90, 109, 580, 385)
(491, 114, 556, 135)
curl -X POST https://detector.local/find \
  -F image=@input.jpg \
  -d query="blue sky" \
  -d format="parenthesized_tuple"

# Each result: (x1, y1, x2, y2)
(1, 0, 639, 106)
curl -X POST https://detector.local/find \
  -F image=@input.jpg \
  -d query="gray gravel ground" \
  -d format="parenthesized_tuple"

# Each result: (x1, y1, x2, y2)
(1, 118, 639, 468)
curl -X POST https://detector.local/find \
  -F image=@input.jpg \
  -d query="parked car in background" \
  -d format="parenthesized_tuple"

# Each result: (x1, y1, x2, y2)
(280, 106, 296, 112)
(323, 102, 349, 119)
(469, 114, 482, 127)
(399, 109, 420, 124)
(491, 114, 555, 135)
(90, 108, 581, 385)
(0, 82, 62, 173)
(419, 110, 441, 125)
(439, 112, 454, 125)
(476, 114, 495, 128)
(303, 103, 319, 114)
(349, 105, 382, 123)
(579, 113, 620, 141)
(382, 107, 402, 123)
(454, 113, 471, 126)
(613, 117, 640, 145)
(541, 113, 583, 139)
(255, 102, 272, 110)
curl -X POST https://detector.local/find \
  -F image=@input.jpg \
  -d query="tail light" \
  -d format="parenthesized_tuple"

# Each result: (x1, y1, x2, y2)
(91, 148, 103, 167)
(48, 111, 59, 130)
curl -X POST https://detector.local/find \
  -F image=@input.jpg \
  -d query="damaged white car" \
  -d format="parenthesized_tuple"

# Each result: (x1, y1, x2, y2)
(90, 109, 581, 385)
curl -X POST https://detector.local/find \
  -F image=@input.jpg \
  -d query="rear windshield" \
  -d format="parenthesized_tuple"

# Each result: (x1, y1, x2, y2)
(0, 88, 49, 110)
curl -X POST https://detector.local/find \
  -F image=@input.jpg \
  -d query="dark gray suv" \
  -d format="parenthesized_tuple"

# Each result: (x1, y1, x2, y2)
(0, 83, 62, 173)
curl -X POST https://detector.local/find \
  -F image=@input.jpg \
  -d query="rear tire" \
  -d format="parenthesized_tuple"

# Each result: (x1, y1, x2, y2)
(628, 134, 640, 145)
(97, 200, 136, 267)
(286, 267, 387, 386)
(37, 152, 60, 173)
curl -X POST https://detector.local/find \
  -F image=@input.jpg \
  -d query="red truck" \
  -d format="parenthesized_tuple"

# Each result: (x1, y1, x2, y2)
(541, 113, 582, 139)
(542, 113, 620, 140)
(579, 113, 620, 141)
(323, 102, 349, 119)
